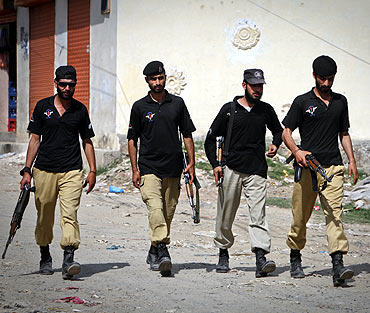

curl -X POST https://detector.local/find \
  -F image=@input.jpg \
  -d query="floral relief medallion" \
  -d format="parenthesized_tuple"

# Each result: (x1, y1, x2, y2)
(166, 68, 187, 95)
(232, 19, 261, 50)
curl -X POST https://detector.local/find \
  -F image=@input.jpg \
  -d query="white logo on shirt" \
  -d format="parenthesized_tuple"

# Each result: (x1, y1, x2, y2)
(305, 106, 317, 117)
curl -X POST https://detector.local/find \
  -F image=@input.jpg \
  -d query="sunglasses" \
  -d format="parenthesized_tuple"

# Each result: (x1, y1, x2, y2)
(57, 82, 77, 88)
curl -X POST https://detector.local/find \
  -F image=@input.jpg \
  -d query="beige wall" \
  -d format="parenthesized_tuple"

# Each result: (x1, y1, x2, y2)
(116, 0, 370, 140)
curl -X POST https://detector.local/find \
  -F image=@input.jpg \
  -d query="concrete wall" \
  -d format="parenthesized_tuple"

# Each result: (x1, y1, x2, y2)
(55, 0, 68, 71)
(16, 7, 29, 143)
(116, 0, 370, 140)
(90, 0, 118, 150)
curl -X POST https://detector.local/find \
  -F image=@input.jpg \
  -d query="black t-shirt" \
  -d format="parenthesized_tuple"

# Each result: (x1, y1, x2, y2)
(28, 95, 95, 172)
(127, 91, 196, 177)
(204, 96, 283, 178)
(282, 88, 349, 165)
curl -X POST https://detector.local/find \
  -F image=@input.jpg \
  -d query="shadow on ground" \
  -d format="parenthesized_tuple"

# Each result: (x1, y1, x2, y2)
(20, 262, 130, 279)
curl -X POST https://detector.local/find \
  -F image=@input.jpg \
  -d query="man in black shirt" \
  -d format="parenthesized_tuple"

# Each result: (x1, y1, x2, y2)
(20, 65, 96, 280)
(128, 61, 196, 277)
(282, 55, 358, 287)
(204, 69, 283, 277)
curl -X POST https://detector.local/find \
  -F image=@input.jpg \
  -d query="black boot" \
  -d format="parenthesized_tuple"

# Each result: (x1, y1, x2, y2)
(62, 246, 80, 280)
(157, 242, 172, 277)
(255, 248, 276, 278)
(290, 249, 305, 278)
(146, 245, 160, 271)
(331, 251, 354, 287)
(216, 249, 230, 273)
(39, 245, 53, 275)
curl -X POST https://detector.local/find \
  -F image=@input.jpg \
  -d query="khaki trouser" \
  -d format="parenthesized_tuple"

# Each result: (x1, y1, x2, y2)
(214, 166, 271, 253)
(286, 165, 348, 255)
(33, 168, 84, 249)
(140, 174, 181, 245)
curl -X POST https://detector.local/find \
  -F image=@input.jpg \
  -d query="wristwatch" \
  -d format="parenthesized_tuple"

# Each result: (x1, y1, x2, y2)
(20, 166, 32, 177)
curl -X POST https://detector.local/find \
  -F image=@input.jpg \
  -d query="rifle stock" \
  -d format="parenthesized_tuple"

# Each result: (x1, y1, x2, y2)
(2, 184, 35, 259)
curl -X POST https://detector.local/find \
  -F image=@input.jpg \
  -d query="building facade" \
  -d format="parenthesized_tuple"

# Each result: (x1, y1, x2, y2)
(0, 0, 369, 156)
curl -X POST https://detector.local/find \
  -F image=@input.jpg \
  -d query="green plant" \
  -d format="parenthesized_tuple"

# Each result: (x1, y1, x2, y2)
(266, 197, 292, 208)
(312, 202, 370, 224)
(266, 158, 294, 181)
(195, 160, 213, 173)
(95, 157, 123, 176)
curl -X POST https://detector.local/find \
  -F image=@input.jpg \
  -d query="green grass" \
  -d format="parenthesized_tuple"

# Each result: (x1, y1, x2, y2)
(195, 160, 213, 173)
(266, 197, 292, 208)
(342, 208, 370, 224)
(194, 140, 204, 153)
(95, 157, 123, 176)
(266, 158, 295, 181)
(312, 202, 370, 224)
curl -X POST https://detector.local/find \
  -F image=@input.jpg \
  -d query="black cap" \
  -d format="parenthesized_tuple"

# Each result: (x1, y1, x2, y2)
(243, 69, 265, 84)
(55, 65, 77, 81)
(143, 61, 165, 76)
(313, 55, 337, 77)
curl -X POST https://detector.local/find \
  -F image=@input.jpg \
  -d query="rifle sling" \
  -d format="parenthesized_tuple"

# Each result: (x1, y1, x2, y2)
(222, 101, 235, 164)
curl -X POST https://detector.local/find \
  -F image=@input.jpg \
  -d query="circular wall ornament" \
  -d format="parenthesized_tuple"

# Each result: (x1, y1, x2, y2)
(232, 19, 261, 50)
(166, 68, 187, 95)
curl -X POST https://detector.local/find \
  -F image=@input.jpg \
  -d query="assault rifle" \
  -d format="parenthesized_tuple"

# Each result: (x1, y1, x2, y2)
(216, 136, 224, 187)
(286, 151, 333, 192)
(2, 184, 35, 259)
(182, 151, 200, 224)
(305, 154, 333, 192)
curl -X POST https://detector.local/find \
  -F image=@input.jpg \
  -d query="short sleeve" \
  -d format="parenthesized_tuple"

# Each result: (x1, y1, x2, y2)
(127, 103, 142, 141)
(179, 100, 196, 135)
(27, 102, 43, 135)
(79, 106, 95, 139)
(282, 97, 302, 131)
(339, 96, 350, 132)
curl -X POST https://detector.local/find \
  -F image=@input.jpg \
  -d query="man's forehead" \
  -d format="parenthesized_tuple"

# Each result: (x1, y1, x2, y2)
(317, 74, 335, 79)
(147, 73, 166, 79)
(57, 78, 76, 82)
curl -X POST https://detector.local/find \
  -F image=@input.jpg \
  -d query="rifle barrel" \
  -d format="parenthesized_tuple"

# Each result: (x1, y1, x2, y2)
(2, 235, 12, 259)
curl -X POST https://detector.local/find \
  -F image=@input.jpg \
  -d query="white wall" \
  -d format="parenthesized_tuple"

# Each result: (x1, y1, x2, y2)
(90, 0, 118, 150)
(16, 7, 29, 142)
(116, 0, 370, 140)
(55, 0, 68, 70)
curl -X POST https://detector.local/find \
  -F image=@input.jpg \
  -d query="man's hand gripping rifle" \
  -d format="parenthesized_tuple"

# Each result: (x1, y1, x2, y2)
(216, 136, 224, 187)
(183, 151, 200, 224)
(2, 184, 35, 259)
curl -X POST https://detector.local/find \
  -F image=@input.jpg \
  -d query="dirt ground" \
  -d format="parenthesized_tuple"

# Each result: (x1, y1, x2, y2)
(0, 153, 370, 313)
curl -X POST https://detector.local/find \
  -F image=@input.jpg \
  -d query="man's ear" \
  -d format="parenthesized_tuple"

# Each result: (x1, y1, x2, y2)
(242, 81, 247, 90)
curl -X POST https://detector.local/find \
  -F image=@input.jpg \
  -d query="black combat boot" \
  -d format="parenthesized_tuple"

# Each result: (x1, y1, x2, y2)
(146, 244, 160, 271)
(157, 242, 172, 277)
(39, 245, 53, 275)
(62, 246, 81, 280)
(216, 248, 230, 273)
(290, 249, 305, 278)
(255, 248, 276, 278)
(331, 251, 354, 287)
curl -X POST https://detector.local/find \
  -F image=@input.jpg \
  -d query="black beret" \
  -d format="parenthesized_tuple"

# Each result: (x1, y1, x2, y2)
(313, 55, 337, 77)
(143, 61, 165, 76)
(55, 65, 77, 81)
